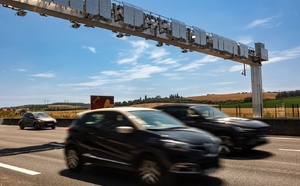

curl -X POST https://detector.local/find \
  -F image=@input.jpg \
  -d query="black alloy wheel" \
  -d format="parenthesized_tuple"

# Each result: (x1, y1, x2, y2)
(137, 156, 165, 186)
(66, 147, 83, 172)
(219, 135, 235, 156)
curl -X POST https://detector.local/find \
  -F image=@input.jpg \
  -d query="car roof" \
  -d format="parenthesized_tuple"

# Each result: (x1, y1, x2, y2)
(77, 107, 157, 116)
(155, 103, 205, 107)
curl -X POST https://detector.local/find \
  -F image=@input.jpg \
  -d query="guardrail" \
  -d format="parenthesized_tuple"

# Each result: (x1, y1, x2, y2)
(1, 118, 300, 136)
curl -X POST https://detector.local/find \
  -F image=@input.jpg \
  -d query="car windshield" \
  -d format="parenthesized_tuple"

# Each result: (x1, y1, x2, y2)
(33, 112, 51, 118)
(194, 105, 228, 119)
(129, 110, 186, 130)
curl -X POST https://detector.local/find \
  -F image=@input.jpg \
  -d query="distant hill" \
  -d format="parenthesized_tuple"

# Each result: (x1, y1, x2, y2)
(187, 92, 277, 102)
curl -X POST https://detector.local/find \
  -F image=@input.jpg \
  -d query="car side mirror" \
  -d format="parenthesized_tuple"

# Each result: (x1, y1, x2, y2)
(116, 126, 134, 134)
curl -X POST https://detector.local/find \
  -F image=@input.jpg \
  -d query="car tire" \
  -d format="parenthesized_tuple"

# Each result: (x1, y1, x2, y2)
(19, 123, 25, 130)
(137, 156, 166, 186)
(218, 135, 235, 156)
(33, 123, 40, 130)
(65, 147, 83, 172)
(51, 125, 56, 129)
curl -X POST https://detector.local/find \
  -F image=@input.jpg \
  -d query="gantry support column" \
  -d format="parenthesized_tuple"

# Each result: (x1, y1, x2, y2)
(251, 64, 263, 118)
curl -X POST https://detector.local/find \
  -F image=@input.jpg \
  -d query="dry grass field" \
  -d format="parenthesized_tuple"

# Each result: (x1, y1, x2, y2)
(130, 92, 279, 118)
(187, 92, 277, 102)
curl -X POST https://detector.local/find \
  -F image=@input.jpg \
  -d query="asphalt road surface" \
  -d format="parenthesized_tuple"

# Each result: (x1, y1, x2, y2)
(0, 125, 300, 186)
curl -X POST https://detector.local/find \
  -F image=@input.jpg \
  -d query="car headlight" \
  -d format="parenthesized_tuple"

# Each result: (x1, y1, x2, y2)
(232, 126, 256, 132)
(161, 139, 191, 152)
(203, 143, 220, 154)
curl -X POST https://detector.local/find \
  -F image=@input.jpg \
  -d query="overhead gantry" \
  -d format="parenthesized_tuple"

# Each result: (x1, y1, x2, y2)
(0, 0, 269, 117)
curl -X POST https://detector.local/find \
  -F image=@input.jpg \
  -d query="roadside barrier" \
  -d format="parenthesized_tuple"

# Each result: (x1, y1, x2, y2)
(1, 118, 300, 136)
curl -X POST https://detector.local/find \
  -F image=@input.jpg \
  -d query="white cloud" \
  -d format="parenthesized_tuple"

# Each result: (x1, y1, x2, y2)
(245, 14, 283, 30)
(82, 46, 97, 53)
(265, 46, 300, 64)
(237, 35, 253, 45)
(58, 79, 109, 87)
(149, 48, 170, 59)
(119, 65, 167, 81)
(59, 64, 167, 88)
(229, 64, 250, 72)
(12, 69, 27, 72)
(210, 82, 236, 86)
(117, 40, 151, 64)
(176, 55, 220, 71)
(154, 58, 179, 65)
(117, 55, 139, 64)
(28, 72, 55, 78)
(130, 40, 151, 53)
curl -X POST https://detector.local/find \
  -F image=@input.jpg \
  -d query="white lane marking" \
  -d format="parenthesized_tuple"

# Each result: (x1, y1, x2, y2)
(279, 149, 300, 152)
(0, 163, 41, 175)
(271, 137, 300, 141)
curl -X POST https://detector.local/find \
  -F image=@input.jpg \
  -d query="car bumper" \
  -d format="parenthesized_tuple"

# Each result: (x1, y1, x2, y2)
(235, 135, 268, 149)
(168, 154, 219, 175)
(40, 122, 56, 128)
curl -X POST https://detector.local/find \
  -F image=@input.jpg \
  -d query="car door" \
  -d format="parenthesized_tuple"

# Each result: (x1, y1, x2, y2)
(22, 113, 35, 127)
(80, 111, 138, 169)
(96, 111, 138, 167)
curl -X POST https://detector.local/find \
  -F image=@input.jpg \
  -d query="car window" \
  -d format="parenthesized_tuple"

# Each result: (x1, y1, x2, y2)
(23, 113, 30, 118)
(194, 105, 228, 118)
(186, 108, 197, 116)
(163, 106, 188, 118)
(129, 110, 185, 130)
(83, 113, 105, 127)
(33, 112, 51, 118)
(83, 112, 133, 131)
(26, 113, 33, 118)
(100, 112, 132, 131)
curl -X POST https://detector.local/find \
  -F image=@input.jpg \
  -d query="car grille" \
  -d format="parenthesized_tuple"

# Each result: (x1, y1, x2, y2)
(44, 122, 55, 126)
(191, 143, 219, 155)
(257, 127, 269, 135)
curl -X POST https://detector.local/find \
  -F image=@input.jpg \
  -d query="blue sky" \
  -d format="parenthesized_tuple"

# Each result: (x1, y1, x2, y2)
(1, 0, 300, 107)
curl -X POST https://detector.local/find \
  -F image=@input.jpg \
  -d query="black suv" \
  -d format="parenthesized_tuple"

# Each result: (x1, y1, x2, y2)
(64, 107, 220, 185)
(154, 104, 270, 155)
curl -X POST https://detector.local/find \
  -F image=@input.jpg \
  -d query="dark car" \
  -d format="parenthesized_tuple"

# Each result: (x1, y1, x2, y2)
(18, 112, 57, 130)
(64, 107, 220, 185)
(154, 104, 270, 155)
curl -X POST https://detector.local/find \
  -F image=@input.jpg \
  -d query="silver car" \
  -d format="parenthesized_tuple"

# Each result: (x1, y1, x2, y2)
(18, 112, 57, 130)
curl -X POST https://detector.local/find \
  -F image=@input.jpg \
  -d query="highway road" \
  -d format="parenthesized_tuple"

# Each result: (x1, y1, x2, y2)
(0, 125, 300, 186)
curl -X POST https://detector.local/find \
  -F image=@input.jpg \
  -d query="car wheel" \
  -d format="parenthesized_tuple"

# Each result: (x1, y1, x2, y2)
(33, 123, 40, 130)
(66, 147, 83, 172)
(51, 125, 56, 129)
(219, 135, 235, 156)
(137, 156, 165, 186)
(19, 123, 25, 130)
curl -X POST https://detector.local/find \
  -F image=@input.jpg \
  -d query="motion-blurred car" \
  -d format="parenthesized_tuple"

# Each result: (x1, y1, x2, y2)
(154, 104, 270, 155)
(64, 107, 220, 185)
(18, 112, 57, 130)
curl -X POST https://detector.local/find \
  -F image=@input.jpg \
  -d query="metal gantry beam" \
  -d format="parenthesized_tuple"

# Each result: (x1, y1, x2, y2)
(0, 0, 269, 117)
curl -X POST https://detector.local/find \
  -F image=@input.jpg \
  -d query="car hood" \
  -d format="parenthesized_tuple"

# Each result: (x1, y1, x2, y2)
(154, 127, 220, 144)
(213, 117, 269, 128)
(37, 117, 56, 122)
